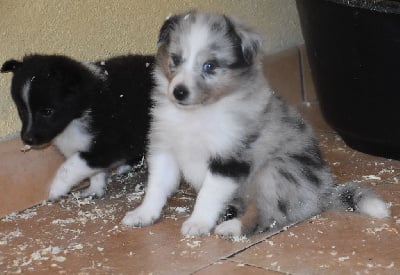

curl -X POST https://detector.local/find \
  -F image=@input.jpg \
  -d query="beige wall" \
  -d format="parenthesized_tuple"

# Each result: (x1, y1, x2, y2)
(0, 0, 303, 138)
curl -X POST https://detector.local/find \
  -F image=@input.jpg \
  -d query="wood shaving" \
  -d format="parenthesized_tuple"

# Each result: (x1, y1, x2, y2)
(230, 235, 249, 243)
(338, 256, 350, 262)
(362, 175, 381, 181)
(20, 144, 32, 152)
(364, 224, 399, 235)
(186, 240, 201, 248)
(0, 229, 23, 245)
(2, 208, 38, 221)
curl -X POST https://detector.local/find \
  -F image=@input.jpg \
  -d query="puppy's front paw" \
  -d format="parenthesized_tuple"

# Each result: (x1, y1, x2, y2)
(122, 207, 159, 228)
(181, 217, 214, 236)
(215, 218, 242, 237)
(48, 183, 70, 201)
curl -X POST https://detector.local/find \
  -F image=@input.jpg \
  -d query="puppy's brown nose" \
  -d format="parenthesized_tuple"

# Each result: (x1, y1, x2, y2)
(173, 85, 189, 101)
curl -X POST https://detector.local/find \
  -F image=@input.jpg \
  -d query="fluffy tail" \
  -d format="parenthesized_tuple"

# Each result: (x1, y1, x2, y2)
(330, 182, 390, 218)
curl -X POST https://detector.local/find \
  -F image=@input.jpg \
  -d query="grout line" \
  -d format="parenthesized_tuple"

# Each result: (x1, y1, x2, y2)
(191, 223, 300, 274)
(226, 259, 292, 274)
(222, 221, 300, 260)
(223, 238, 267, 259)
(190, 238, 267, 275)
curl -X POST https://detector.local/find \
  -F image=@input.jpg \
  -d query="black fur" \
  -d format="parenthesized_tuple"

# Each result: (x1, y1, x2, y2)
(301, 166, 321, 186)
(339, 189, 357, 211)
(223, 16, 249, 69)
(209, 156, 251, 179)
(290, 151, 324, 169)
(222, 205, 238, 221)
(278, 200, 288, 216)
(1, 59, 22, 72)
(278, 168, 299, 185)
(3, 54, 155, 169)
(282, 115, 307, 132)
(243, 132, 260, 149)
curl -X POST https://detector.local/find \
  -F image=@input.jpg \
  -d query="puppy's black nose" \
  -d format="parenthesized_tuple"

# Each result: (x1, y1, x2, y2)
(22, 133, 37, 145)
(173, 85, 189, 101)
(22, 134, 35, 145)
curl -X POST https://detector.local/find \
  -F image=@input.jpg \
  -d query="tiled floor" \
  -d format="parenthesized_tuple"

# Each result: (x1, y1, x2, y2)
(1, 46, 400, 274)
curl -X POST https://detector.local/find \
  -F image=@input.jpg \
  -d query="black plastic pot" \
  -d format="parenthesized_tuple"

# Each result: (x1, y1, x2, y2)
(296, 0, 400, 160)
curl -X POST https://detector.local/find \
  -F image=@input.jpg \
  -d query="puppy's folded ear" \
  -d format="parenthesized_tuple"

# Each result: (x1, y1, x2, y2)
(1, 59, 22, 73)
(224, 16, 263, 65)
(157, 14, 182, 46)
(238, 26, 262, 64)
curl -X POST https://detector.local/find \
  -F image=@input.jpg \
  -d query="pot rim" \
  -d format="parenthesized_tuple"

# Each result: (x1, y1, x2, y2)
(326, 0, 400, 14)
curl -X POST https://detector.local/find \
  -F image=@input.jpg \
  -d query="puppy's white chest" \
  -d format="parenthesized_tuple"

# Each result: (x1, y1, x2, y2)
(175, 141, 209, 191)
(54, 117, 92, 158)
(160, 105, 240, 189)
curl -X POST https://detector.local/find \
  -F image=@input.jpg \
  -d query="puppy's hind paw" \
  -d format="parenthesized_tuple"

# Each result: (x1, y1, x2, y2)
(80, 186, 106, 198)
(181, 218, 214, 236)
(116, 164, 132, 175)
(121, 207, 159, 228)
(215, 218, 242, 237)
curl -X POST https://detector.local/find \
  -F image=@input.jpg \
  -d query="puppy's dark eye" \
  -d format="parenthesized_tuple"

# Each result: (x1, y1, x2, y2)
(40, 108, 55, 117)
(171, 54, 182, 66)
(202, 61, 217, 74)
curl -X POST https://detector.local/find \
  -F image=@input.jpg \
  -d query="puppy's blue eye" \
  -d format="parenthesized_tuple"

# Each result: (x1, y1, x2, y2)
(171, 55, 181, 66)
(203, 62, 217, 73)
(40, 108, 54, 117)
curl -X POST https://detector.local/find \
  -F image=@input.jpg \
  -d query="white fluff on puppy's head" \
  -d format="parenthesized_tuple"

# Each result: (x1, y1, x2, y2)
(122, 11, 389, 237)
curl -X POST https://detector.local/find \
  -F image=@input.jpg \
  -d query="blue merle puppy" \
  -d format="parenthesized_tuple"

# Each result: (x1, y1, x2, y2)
(122, 11, 390, 236)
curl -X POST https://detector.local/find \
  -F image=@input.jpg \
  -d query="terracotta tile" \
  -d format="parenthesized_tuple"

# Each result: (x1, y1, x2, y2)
(2, 46, 400, 274)
(263, 48, 303, 105)
(317, 132, 400, 185)
(195, 260, 282, 274)
(0, 172, 274, 274)
(297, 102, 400, 185)
(232, 184, 400, 274)
(0, 137, 64, 218)
(300, 45, 318, 103)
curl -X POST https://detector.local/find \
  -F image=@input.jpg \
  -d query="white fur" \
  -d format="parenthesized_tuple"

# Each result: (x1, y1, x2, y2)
(80, 172, 107, 198)
(83, 62, 107, 81)
(166, 23, 211, 100)
(358, 197, 390, 218)
(215, 218, 242, 237)
(53, 112, 92, 158)
(21, 81, 33, 134)
(115, 164, 132, 175)
(155, 97, 251, 190)
(50, 111, 108, 199)
(122, 152, 181, 227)
(49, 153, 100, 200)
(181, 173, 238, 236)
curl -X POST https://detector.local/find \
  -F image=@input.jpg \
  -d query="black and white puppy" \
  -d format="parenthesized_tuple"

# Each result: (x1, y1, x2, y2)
(122, 11, 389, 237)
(1, 54, 154, 200)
